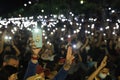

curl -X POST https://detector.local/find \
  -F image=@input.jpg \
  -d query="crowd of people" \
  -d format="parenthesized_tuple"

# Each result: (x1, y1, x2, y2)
(0, 21, 120, 80)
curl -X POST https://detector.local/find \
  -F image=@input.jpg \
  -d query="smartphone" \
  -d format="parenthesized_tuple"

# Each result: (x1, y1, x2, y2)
(32, 28, 42, 48)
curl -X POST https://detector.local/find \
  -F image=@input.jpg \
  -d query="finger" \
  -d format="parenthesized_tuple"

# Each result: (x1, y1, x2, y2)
(103, 56, 107, 61)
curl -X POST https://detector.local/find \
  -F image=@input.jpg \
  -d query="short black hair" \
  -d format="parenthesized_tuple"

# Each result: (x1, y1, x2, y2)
(4, 55, 19, 62)
(0, 65, 18, 80)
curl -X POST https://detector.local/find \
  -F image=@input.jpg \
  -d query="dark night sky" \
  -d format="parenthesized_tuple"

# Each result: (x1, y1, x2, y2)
(0, 0, 26, 15)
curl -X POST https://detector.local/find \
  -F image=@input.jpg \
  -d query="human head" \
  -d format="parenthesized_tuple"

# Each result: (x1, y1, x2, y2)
(98, 67, 110, 79)
(3, 55, 19, 68)
(0, 65, 18, 80)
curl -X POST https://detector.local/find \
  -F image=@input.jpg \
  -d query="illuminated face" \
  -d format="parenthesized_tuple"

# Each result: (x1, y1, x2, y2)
(7, 59, 19, 68)
(8, 73, 18, 80)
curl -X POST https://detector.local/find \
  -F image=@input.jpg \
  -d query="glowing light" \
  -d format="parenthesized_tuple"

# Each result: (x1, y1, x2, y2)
(105, 26, 109, 29)
(91, 24, 95, 29)
(80, 0, 84, 4)
(68, 35, 71, 38)
(4, 36, 9, 40)
(73, 44, 76, 48)
(60, 37, 64, 41)
(74, 30, 77, 34)
(108, 7, 111, 10)
(45, 36, 47, 39)
(61, 28, 65, 31)
(28, 1, 32, 4)
(111, 10, 115, 13)
(41, 10, 44, 13)
(24, 4, 27, 7)
(100, 27, 103, 31)
(51, 32, 54, 35)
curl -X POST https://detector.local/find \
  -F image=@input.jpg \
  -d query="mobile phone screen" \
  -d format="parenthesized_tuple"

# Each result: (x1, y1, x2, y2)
(32, 28, 42, 48)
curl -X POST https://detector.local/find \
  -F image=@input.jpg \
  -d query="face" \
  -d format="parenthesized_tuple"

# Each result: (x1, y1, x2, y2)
(8, 73, 18, 80)
(98, 68, 109, 79)
(7, 59, 19, 68)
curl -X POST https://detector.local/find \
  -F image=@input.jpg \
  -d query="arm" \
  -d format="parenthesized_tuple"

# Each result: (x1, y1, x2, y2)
(0, 32, 5, 54)
(12, 41, 20, 56)
(54, 47, 74, 80)
(87, 56, 107, 80)
(96, 33, 102, 47)
(24, 48, 41, 80)
(80, 38, 89, 51)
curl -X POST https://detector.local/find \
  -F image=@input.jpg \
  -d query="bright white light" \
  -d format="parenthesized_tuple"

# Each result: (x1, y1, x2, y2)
(117, 19, 120, 23)
(4, 36, 9, 40)
(91, 24, 95, 29)
(60, 37, 64, 41)
(108, 7, 111, 10)
(51, 32, 54, 35)
(100, 28, 103, 31)
(80, 0, 84, 4)
(43, 33, 45, 36)
(76, 23, 79, 26)
(68, 35, 71, 38)
(103, 33, 106, 36)
(88, 25, 90, 27)
(70, 22, 73, 25)
(53, 29, 56, 32)
(45, 36, 47, 39)
(76, 29, 80, 33)
(69, 12, 72, 14)
(105, 26, 109, 29)
(55, 28, 58, 30)
(64, 25, 66, 27)
(71, 14, 74, 17)
(9, 36, 12, 40)
(81, 19, 84, 22)
(111, 10, 115, 13)
(61, 28, 65, 31)
(47, 41, 50, 44)
(28, 1, 32, 4)
(73, 44, 76, 48)
(24, 4, 27, 7)
(85, 30, 88, 33)
(106, 19, 110, 21)
(113, 27, 116, 30)
(74, 30, 77, 34)
(116, 23, 119, 29)
(87, 31, 90, 34)
(47, 28, 50, 31)
(44, 16, 47, 18)
(41, 10, 44, 13)
(112, 32, 115, 35)
(91, 33, 94, 35)
(94, 18, 97, 21)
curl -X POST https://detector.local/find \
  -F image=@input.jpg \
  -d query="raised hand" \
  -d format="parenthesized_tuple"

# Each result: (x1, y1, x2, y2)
(64, 46, 74, 70)
(99, 56, 107, 69)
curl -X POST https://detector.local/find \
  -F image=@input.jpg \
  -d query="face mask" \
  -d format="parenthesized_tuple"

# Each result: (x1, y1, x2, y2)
(98, 73, 107, 79)
(85, 46, 90, 51)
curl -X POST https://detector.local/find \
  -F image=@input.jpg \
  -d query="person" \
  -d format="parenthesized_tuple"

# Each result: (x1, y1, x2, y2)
(24, 45, 74, 80)
(87, 56, 112, 80)
(2, 55, 19, 68)
(0, 65, 18, 80)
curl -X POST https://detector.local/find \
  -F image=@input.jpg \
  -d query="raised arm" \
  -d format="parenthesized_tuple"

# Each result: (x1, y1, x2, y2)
(80, 38, 89, 51)
(11, 40, 20, 56)
(87, 56, 107, 80)
(53, 46, 74, 80)
(0, 31, 5, 54)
